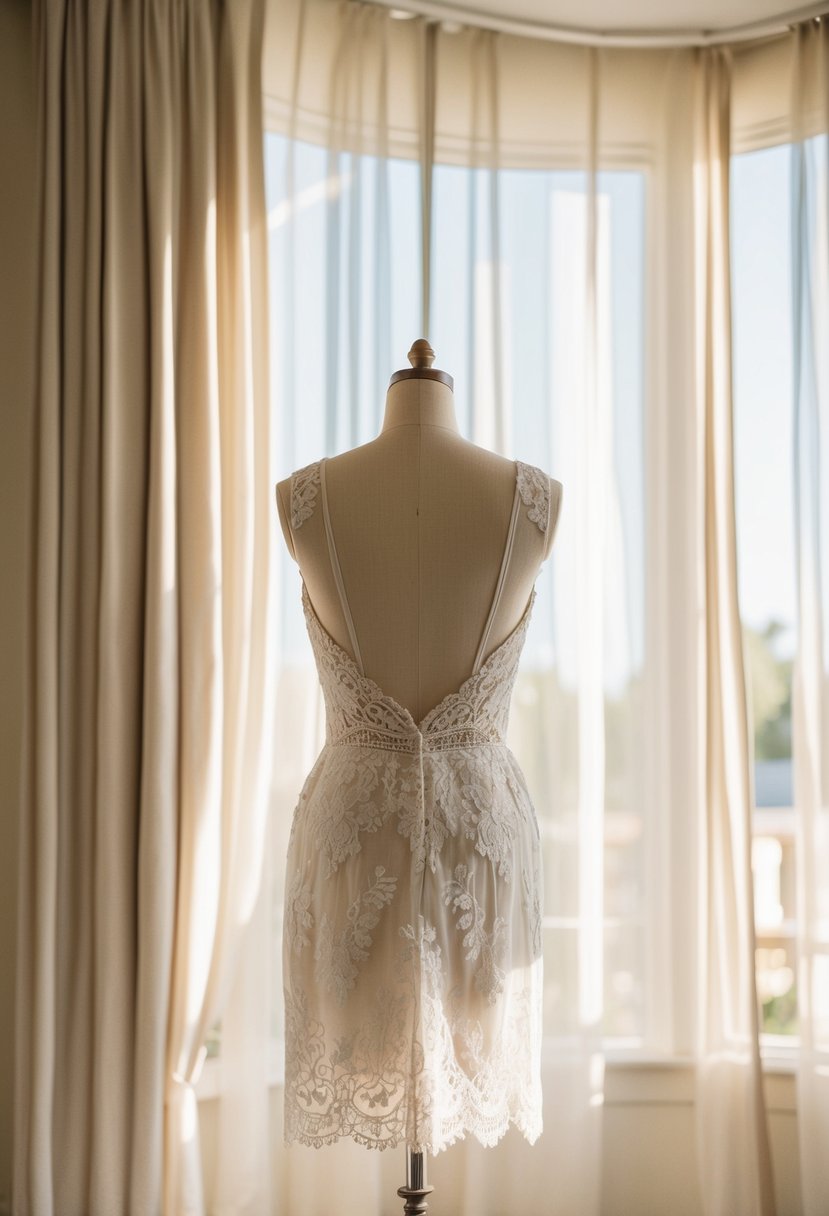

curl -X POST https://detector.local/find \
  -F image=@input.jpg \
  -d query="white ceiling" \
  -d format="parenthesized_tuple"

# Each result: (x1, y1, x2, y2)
(379, 0, 826, 40)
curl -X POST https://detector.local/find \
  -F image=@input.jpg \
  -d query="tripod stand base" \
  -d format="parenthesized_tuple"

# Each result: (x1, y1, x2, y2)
(396, 1182, 435, 1214)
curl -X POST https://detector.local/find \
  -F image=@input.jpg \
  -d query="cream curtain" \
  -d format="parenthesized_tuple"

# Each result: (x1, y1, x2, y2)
(14, 2, 273, 1214)
(692, 43, 776, 1216)
(790, 19, 829, 1216)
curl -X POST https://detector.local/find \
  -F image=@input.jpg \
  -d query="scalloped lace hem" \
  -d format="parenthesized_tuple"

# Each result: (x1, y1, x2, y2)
(283, 1108, 543, 1155)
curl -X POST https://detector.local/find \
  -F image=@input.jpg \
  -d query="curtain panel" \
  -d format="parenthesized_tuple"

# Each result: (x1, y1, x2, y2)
(790, 19, 829, 1216)
(692, 42, 776, 1216)
(15, 2, 273, 1213)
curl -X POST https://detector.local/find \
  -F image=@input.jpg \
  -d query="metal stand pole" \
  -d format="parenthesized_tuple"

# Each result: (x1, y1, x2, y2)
(397, 1145, 434, 1215)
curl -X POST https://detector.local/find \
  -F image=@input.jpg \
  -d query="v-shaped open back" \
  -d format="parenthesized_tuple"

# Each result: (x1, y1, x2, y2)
(318, 456, 522, 682)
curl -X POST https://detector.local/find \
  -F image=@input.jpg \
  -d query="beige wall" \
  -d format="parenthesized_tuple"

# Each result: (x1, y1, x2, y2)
(0, 0, 37, 1212)
(0, 5, 802, 1215)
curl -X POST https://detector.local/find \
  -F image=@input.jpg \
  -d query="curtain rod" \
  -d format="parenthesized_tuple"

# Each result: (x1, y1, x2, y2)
(375, 0, 827, 48)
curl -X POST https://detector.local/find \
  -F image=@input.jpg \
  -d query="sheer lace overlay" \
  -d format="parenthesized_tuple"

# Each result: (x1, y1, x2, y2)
(291, 460, 321, 529)
(283, 457, 546, 1155)
(516, 459, 550, 533)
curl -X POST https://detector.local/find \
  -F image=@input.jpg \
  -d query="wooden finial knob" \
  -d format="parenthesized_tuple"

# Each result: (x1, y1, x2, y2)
(388, 338, 452, 388)
(408, 339, 435, 370)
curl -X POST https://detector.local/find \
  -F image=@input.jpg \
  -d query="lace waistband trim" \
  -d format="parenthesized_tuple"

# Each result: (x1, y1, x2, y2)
(328, 729, 508, 753)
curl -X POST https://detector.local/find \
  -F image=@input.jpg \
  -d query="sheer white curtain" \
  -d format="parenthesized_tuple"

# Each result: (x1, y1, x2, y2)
(691, 43, 776, 1216)
(790, 19, 829, 1216)
(206, 4, 829, 1214)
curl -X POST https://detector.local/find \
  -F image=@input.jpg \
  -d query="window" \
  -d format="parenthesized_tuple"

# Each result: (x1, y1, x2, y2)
(207, 133, 651, 1065)
(731, 141, 798, 1041)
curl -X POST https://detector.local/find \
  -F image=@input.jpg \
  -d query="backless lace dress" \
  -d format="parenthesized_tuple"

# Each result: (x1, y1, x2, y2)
(282, 456, 550, 1155)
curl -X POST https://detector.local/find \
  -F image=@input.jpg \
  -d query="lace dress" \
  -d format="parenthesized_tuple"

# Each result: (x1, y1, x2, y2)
(282, 456, 550, 1155)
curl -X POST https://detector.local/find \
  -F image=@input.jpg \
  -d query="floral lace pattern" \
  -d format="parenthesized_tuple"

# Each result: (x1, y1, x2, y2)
(314, 866, 399, 1006)
(290, 460, 321, 528)
(522, 859, 543, 959)
(282, 454, 547, 1155)
(285, 860, 315, 954)
(516, 459, 551, 533)
(442, 863, 508, 1004)
(283, 909, 544, 1154)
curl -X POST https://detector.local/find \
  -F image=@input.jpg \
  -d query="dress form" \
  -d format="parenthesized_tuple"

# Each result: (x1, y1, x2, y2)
(276, 342, 562, 1211)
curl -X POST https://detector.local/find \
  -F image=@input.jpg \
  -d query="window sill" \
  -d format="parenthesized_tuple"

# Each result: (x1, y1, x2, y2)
(602, 1047, 797, 1072)
(600, 1049, 797, 1112)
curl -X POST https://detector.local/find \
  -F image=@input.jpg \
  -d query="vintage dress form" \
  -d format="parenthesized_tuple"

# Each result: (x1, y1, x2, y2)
(275, 352, 562, 1156)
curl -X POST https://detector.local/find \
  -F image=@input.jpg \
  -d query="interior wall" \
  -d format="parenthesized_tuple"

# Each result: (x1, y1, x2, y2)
(0, 3, 803, 1214)
(0, 0, 36, 1212)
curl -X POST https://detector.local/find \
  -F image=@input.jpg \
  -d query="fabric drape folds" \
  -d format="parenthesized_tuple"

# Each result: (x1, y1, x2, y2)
(790, 19, 829, 1216)
(692, 43, 777, 1216)
(15, 2, 273, 1213)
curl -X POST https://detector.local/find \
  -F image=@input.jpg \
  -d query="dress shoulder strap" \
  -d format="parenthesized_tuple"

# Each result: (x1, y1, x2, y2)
(288, 457, 366, 672)
(289, 460, 322, 529)
(472, 462, 521, 673)
(471, 459, 550, 672)
(516, 459, 551, 533)
(318, 458, 366, 674)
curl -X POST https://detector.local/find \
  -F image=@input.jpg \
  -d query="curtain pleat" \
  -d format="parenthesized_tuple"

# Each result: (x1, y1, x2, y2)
(464, 27, 507, 454)
(16, 2, 272, 1213)
(484, 30, 506, 456)
(692, 43, 777, 1216)
(373, 12, 392, 436)
(419, 18, 438, 340)
(790, 19, 829, 1216)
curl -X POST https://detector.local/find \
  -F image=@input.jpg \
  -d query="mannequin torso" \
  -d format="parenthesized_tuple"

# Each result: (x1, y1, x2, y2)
(276, 378, 562, 724)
